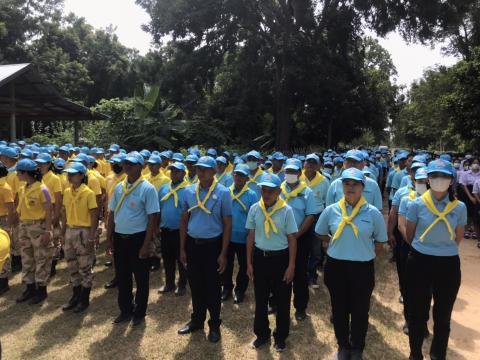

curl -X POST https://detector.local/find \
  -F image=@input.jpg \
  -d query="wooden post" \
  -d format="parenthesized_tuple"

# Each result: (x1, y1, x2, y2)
(10, 82, 16, 141)
(74, 120, 79, 145)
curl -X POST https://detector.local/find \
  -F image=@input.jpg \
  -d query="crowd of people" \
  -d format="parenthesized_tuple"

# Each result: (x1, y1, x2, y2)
(0, 141, 475, 360)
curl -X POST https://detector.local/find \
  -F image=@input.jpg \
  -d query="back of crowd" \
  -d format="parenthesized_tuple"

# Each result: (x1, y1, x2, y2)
(0, 140, 471, 360)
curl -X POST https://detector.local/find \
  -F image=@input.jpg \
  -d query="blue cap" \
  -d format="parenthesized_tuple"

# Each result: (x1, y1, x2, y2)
(271, 152, 286, 161)
(206, 148, 217, 157)
(194, 156, 216, 168)
(185, 154, 199, 163)
(284, 158, 302, 171)
(16, 159, 37, 172)
(140, 149, 151, 158)
(53, 158, 65, 168)
(440, 153, 452, 162)
(223, 151, 231, 159)
(305, 153, 320, 163)
(125, 152, 145, 165)
(334, 156, 344, 164)
(108, 144, 120, 152)
(411, 162, 426, 170)
(324, 160, 334, 167)
(147, 155, 162, 165)
(1, 147, 18, 159)
(80, 146, 90, 154)
(168, 162, 187, 171)
(65, 162, 87, 174)
(160, 151, 171, 159)
(246, 150, 262, 160)
(396, 152, 408, 161)
(345, 150, 364, 162)
(233, 163, 249, 176)
(341, 168, 366, 184)
(216, 156, 227, 165)
(86, 155, 96, 164)
(59, 145, 70, 152)
(34, 153, 52, 164)
(426, 159, 454, 176)
(172, 152, 185, 162)
(20, 149, 33, 158)
(258, 173, 281, 188)
(412, 154, 426, 163)
(414, 167, 428, 180)
(362, 167, 373, 176)
(17, 140, 26, 146)
(109, 154, 127, 164)
(95, 148, 105, 154)
(73, 153, 89, 163)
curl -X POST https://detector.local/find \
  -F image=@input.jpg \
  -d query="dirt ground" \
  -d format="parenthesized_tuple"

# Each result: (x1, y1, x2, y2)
(0, 238, 478, 360)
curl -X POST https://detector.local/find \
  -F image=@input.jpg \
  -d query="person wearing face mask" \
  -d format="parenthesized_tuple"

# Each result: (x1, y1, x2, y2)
(245, 150, 264, 198)
(405, 159, 467, 360)
(458, 158, 480, 239)
(316, 168, 387, 360)
(390, 151, 409, 200)
(472, 174, 480, 248)
(332, 157, 344, 181)
(269, 152, 286, 182)
(326, 150, 383, 211)
(399, 156, 426, 189)
(279, 158, 316, 320)
(322, 159, 334, 182)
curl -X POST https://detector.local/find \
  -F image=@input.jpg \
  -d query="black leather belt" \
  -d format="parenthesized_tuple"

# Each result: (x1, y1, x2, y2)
(188, 235, 221, 245)
(255, 247, 288, 257)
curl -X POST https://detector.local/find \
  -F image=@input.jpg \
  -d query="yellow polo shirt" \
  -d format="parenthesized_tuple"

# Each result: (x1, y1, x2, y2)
(42, 171, 62, 204)
(6, 170, 19, 195)
(63, 184, 98, 227)
(17, 181, 51, 221)
(0, 178, 14, 217)
(86, 171, 102, 196)
(106, 173, 126, 203)
(145, 172, 170, 191)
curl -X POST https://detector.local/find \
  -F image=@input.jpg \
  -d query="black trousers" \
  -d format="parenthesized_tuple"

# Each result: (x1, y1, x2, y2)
(221, 242, 248, 295)
(253, 248, 292, 342)
(393, 227, 411, 320)
(114, 232, 150, 317)
(160, 228, 187, 288)
(293, 232, 311, 312)
(186, 235, 222, 328)
(324, 256, 375, 351)
(406, 249, 461, 360)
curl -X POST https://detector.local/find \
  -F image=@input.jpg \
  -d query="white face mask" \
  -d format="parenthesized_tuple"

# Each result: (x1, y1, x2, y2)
(415, 183, 428, 195)
(247, 161, 258, 170)
(472, 164, 480, 172)
(285, 174, 298, 184)
(429, 178, 451, 192)
(323, 168, 333, 174)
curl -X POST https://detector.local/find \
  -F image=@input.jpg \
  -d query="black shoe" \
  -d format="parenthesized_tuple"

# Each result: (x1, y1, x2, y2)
(208, 327, 221, 343)
(221, 288, 232, 302)
(104, 278, 117, 289)
(178, 322, 202, 335)
(73, 287, 91, 313)
(16, 283, 36, 303)
(104, 261, 113, 267)
(175, 286, 186, 296)
(295, 310, 307, 321)
(158, 284, 175, 293)
(150, 257, 160, 271)
(59, 248, 65, 260)
(233, 292, 244, 304)
(274, 339, 286, 352)
(50, 260, 57, 277)
(0, 278, 9, 296)
(403, 322, 409, 335)
(62, 285, 82, 311)
(251, 337, 270, 349)
(11, 255, 22, 273)
(113, 313, 132, 324)
(350, 349, 363, 360)
(131, 316, 145, 327)
(334, 348, 351, 360)
(29, 285, 47, 305)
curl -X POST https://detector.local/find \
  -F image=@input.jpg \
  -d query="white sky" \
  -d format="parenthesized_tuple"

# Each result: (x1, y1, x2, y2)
(63, 0, 460, 87)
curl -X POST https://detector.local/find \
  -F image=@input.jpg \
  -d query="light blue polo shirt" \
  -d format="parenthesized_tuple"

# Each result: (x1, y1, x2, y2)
(315, 202, 387, 261)
(109, 179, 160, 234)
(247, 169, 263, 198)
(306, 176, 330, 214)
(326, 176, 383, 210)
(392, 185, 412, 207)
(271, 169, 285, 182)
(369, 164, 379, 181)
(158, 182, 188, 229)
(406, 194, 467, 256)
(400, 174, 413, 188)
(280, 183, 317, 226)
(386, 168, 396, 200)
(231, 186, 258, 244)
(398, 191, 418, 217)
(246, 202, 298, 251)
(180, 182, 232, 239)
(216, 172, 234, 188)
(391, 168, 408, 197)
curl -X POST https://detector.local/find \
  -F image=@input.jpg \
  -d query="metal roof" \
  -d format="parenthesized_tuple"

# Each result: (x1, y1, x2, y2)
(0, 63, 108, 121)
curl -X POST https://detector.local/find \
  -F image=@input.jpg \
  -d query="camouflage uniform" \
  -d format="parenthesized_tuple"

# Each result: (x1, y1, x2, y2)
(19, 220, 53, 286)
(10, 224, 21, 256)
(52, 223, 62, 260)
(64, 227, 95, 288)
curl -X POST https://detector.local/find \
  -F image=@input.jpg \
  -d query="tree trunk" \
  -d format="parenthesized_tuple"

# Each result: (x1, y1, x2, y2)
(274, 61, 292, 151)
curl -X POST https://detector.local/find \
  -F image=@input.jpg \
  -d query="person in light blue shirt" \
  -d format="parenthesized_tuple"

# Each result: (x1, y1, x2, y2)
(215, 156, 233, 188)
(157, 162, 189, 295)
(245, 172, 297, 352)
(405, 159, 467, 360)
(399, 161, 426, 189)
(246, 150, 264, 197)
(390, 152, 409, 200)
(270, 151, 286, 182)
(315, 168, 387, 360)
(178, 156, 232, 343)
(326, 150, 383, 210)
(221, 164, 258, 304)
(107, 151, 159, 326)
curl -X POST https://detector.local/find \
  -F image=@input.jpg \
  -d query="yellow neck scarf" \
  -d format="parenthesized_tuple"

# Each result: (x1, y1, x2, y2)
(331, 196, 367, 241)
(160, 179, 189, 207)
(188, 174, 198, 184)
(230, 184, 249, 211)
(114, 176, 144, 213)
(301, 171, 326, 188)
(17, 181, 42, 211)
(68, 184, 91, 224)
(247, 168, 263, 185)
(216, 171, 227, 183)
(408, 189, 416, 200)
(419, 190, 459, 241)
(259, 197, 287, 238)
(280, 181, 307, 202)
(188, 179, 218, 214)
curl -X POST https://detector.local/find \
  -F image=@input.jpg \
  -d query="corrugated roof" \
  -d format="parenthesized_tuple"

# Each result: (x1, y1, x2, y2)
(0, 63, 108, 121)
